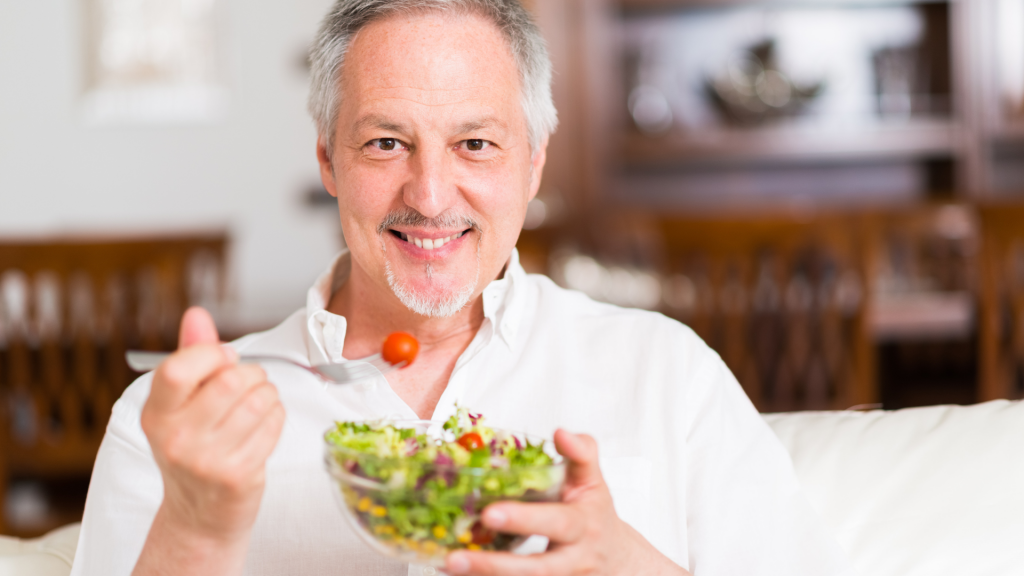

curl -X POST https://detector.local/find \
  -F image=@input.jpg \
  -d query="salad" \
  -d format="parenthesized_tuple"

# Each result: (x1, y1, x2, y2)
(324, 408, 564, 561)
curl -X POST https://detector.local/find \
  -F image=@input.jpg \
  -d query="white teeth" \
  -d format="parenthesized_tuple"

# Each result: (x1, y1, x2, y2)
(399, 232, 467, 250)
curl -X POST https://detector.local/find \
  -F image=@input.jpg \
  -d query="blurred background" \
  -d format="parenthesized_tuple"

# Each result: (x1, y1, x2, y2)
(1, 0, 1023, 537)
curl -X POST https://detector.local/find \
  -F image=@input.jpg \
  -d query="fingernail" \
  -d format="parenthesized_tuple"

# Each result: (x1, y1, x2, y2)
(222, 345, 239, 363)
(483, 507, 507, 528)
(447, 553, 470, 574)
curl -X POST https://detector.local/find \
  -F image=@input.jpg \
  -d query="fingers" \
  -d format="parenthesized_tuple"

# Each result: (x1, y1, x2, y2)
(183, 364, 269, 430)
(554, 430, 602, 489)
(480, 502, 586, 543)
(148, 344, 236, 413)
(226, 400, 286, 473)
(446, 547, 580, 576)
(152, 366, 284, 485)
(213, 379, 283, 451)
(148, 306, 233, 415)
(179, 306, 220, 348)
(139, 307, 287, 544)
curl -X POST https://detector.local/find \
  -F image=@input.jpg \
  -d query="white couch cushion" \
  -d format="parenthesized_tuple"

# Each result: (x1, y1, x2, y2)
(765, 400, 1024, 576)
(0, 523, 80, 576)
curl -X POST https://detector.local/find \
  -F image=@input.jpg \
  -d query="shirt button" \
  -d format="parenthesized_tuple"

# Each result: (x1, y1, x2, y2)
(423, 568, 437, 576)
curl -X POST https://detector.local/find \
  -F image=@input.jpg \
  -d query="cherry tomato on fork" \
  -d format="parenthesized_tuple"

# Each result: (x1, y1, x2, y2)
(381, 332, 419, 367)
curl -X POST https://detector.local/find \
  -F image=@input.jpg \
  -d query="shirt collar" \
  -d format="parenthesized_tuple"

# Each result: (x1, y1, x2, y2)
(303, 248, 527, 365)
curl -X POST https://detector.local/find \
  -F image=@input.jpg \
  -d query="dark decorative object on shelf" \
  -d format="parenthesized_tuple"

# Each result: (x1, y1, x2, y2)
(705, 40, 825, 126)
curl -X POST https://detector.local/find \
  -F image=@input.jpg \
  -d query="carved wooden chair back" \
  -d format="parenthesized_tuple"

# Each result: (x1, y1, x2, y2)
(658, 214, 874, 413)
(0, 234, 226, 534)
(978, 203, 1024, 401)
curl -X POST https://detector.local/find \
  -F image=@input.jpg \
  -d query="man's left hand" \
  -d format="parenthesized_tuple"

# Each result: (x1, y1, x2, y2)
(445, 430, 690, 576)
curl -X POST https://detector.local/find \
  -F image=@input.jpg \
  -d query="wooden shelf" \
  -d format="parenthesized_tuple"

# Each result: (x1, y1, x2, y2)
(619, 0, 936, 11)
(621, 119, 959, 168)
(869, 291, 974, 341)
(991, 122, 1024, 143)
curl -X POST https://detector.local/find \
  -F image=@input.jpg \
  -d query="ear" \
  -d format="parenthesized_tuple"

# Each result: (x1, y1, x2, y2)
(527, 135, 550, 203)
(317, 135, 339, 198)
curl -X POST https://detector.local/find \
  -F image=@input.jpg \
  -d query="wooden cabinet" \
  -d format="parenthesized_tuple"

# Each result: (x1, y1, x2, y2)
(532, 0, 1024, 211)
(522, 0, 1024, 411)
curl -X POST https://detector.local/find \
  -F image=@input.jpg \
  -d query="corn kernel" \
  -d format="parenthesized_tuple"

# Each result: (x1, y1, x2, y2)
(467, 544, 481, 551)
(432, 525, 447, 539)
(370, 505, 388, 517)
(456, 532, 472, 544)
(421, 541, 439, 554)
(374, 524, 396, 536)
(357, 497, 372, 512)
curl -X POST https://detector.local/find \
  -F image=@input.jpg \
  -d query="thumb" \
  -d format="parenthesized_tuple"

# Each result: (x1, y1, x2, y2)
(178, 306, 220, 349)
(554, 429, 603, 489)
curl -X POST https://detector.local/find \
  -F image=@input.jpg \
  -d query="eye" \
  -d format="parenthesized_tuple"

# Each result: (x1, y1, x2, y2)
(464, 139, 490, 152)
(367, 138, 405, 152)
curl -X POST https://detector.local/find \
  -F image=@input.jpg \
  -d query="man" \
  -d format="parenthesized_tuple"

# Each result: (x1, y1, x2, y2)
(71, 1, 852, 575)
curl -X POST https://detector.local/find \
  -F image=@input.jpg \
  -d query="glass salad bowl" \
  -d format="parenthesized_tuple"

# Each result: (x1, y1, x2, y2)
(323, 414, 565, 567)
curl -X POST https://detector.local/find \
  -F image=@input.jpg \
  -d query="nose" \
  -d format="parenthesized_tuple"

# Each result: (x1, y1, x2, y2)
(402, 145, 457, 219)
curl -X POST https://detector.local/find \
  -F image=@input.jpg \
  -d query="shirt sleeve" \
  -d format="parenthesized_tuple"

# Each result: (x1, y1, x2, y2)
(681, 345, 854, 576)
(70, 374, 162, 576)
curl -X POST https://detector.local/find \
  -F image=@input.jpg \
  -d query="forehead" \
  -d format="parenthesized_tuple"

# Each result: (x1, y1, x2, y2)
(339, 10, 523, 125)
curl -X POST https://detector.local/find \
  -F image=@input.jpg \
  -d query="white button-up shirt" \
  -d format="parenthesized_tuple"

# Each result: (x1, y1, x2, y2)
(71, 250, 851, 576)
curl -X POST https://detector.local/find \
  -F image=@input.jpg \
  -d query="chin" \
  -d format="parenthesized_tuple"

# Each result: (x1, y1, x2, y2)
(384, 265, 478, 319)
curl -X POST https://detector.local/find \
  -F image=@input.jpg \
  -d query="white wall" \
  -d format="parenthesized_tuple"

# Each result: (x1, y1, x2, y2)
(0, 0, 343, 331)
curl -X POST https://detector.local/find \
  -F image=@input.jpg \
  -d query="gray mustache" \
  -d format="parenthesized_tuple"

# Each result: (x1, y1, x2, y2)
(377, 209, 480, 235)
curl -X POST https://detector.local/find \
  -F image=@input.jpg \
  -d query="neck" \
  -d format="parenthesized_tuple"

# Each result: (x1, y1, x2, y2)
(327, 254, 495, 418)
(326, 255, 487, 360)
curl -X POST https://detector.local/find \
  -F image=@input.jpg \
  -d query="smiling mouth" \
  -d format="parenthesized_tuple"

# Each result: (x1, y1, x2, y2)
(389, 229, 470, 250)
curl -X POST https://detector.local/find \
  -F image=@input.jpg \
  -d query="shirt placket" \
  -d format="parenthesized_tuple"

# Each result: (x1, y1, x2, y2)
(429, 318, 495, 422)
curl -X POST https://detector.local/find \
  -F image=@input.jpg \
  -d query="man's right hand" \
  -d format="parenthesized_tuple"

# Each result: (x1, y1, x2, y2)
(133, 307, 286, 576)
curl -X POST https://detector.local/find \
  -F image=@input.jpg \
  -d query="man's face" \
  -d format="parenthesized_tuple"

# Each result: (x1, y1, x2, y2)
(319, 10, 546, 317)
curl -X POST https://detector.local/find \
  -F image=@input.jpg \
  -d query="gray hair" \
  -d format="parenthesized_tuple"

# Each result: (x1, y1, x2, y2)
(308, 0, 558, 156)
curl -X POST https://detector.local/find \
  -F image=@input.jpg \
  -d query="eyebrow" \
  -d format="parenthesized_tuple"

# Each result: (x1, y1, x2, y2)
(353, 114, 408, 135)
(455, 117, 518, 145)
(454, 118, 505, 134)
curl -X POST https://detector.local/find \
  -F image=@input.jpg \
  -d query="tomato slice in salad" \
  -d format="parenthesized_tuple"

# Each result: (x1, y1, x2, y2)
(381, 332, 419, 366)
(470, 520, 496, 545)
(457, 432, 485, 451)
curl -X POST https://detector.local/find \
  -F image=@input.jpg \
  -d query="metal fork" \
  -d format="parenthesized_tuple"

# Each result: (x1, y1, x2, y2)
(125, 351, 404, 385)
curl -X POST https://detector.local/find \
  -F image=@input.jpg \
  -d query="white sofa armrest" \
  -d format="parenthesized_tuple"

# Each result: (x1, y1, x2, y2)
(765, 400, 1024, 576)
(0, 523, 80, 576)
